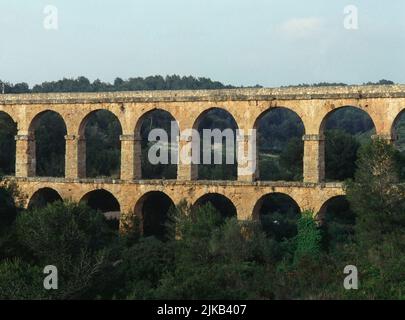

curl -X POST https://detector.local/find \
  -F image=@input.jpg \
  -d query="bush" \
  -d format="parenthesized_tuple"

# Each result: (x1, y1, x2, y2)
(0, 259, 45, 300)
(14, 201, 116, 299)
(294, 211, 322, 263)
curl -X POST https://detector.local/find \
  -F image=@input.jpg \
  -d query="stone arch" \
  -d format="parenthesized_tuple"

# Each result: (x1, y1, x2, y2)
(28, 110, 67, 177)
(391, 108, 405, 149)
(192, 107, 239, 181)
(80, 189, 121, 230)
(319, 105, 376, 136)
(0, 111, 18, 175)
(28, 110, 66, 135)
(317, 195, 353, 220)
(193, 193, 237, 219)
(0, 110, 17, 125)
(0, 108, 17, 125)
(28, 187, 63, 210)
(134, 108, 179, 179)
(252, 192, 301, 240)
(134, 108, 179, 138)
(253, 107, 306, 182)
(78, 110, 123, 178)
(80, 189, 121, 213)
(319, 106, 376, 182)
(192, 107, 240, 131)
(134, 191, 175, 239)
(253, 106, 306, 132)
(78, 109, 123, 136)
(317, 195, 356, 249)
(253, 192, 301, 219)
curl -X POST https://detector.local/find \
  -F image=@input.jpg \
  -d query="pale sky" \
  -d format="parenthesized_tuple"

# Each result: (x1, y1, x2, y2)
(1, 0, 405, 87)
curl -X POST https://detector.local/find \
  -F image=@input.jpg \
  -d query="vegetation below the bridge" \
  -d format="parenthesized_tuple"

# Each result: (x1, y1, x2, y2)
(0, 139, 404, 300)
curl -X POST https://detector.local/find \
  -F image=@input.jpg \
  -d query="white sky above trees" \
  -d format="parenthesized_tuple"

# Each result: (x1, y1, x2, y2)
(1, 0, 404, 87)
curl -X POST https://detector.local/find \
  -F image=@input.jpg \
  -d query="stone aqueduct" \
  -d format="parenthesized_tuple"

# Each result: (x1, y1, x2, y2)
(0, 85, 404, 227)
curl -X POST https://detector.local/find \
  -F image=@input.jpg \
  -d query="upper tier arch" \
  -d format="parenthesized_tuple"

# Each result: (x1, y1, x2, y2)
(319, 105, 377, 136)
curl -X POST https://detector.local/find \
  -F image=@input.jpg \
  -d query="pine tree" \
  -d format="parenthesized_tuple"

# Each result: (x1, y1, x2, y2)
(345, 139, 405, 250)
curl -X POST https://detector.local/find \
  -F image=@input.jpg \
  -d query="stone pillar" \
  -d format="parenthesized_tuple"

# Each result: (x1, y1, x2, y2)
(177, 135, 197, 181)
(237, 134, 257, 182)
(303, 134, 325, 183)
(65, 135, 86, 179)
(120, 134, 142, 181)
(15, 135, 36, 177)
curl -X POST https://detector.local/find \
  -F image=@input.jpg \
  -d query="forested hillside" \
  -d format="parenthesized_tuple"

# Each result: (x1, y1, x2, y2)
(1, 75, 235, 93)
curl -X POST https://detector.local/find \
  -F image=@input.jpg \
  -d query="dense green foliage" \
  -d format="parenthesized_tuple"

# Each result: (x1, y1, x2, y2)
(1, 75, 234, 94)
(344, 140, 405, 298)
(140, 110, 178, 179)
(34, 112, 67, 177)
(346, 140, 405, 249)
(325, 130, 360, 181)
(0, 182, 18, 236)
(85, 110, 122, 178)
(197, 109, 238, 180)
(257, 108, 305, 181)
(1, 77, 395, 94)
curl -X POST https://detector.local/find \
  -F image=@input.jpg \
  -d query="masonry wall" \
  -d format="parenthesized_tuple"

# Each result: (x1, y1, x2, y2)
(10, 178, 345, 221)
(0, 85, 404, 224)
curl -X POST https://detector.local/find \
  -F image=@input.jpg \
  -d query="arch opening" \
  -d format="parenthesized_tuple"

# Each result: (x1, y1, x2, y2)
(137, 109, 179, 179)
(194, 108, 238, 181)
(80, 189, 121, 230)
(29, 111, 67, 177)
(81, 110, 122, 179)
(255, 107, 305, 181)
(321, 106, 376, 181)
(193, 193, 237, 220)
(135, 191, 175, 240)
(28, 188, 63, 210)
(0, 112, 17, 176)
(318, 196, 355, 250)
(253, 193, 300, 241)
(392, 110, 405, 181)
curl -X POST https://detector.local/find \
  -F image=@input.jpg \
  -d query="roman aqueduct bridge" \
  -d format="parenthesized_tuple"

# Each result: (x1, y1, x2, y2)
(0, 85, 404, 227)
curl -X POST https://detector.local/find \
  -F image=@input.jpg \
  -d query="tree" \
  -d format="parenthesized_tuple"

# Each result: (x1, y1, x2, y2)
(279, 137, 304, 180)
(0, 259, 45, 299)
(294, 211, 322, 262)
(14, 202, 115, 299)
(345, 139, 405, 298)
(0, 187, 18, 232)
(346, 139, 405, 249)
(34, 112, 66, 177)
(153, 203, 274, 299)
(325, 130, 360, 181)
